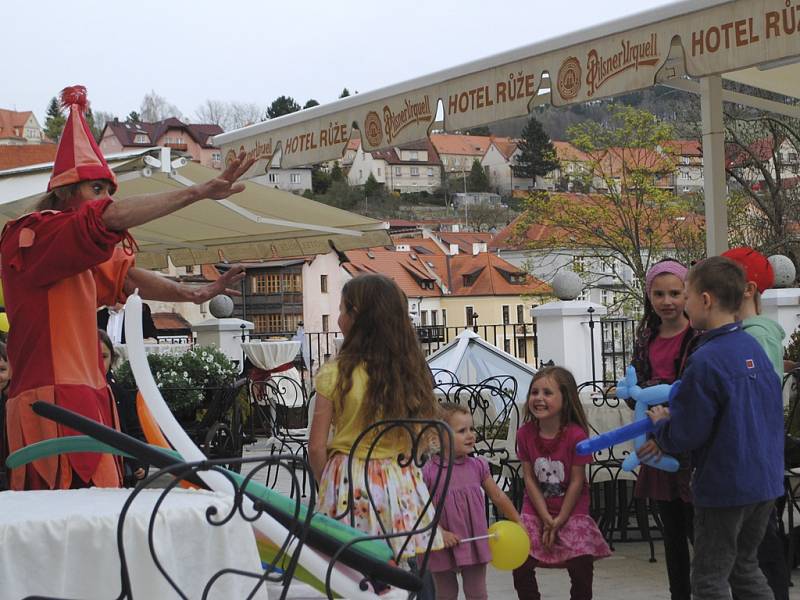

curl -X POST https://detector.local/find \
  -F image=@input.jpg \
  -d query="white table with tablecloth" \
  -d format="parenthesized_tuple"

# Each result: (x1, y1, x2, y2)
(0, 488, 267, 600)
(242, 341, 303, 407)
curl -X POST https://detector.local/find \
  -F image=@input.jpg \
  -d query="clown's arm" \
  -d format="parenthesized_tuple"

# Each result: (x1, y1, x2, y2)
(101, 152, 255, 231)
(123, 266, 245, 304)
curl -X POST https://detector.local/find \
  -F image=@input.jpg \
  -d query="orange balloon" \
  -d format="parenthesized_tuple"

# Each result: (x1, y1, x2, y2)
(136, 391, 198, 489)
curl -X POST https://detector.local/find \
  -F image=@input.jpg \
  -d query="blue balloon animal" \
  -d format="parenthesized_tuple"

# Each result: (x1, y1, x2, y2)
(576, 366, 679, 473)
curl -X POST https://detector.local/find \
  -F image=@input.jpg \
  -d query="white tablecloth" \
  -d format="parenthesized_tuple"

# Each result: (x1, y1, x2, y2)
(0, 488, 267, 600)
(243, 341, 303, 407)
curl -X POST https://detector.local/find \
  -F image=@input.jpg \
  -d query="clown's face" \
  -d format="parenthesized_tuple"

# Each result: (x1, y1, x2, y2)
(67, 179, 114, 209)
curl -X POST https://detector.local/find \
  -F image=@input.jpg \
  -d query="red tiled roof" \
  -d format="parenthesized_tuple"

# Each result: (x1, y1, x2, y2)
(344, 245, 549, 298)
(371, 138, 442, 166)
(664, 140, 702, 156)
(448, 253, 550, 296)
(151, 312, 192, 332)
(102, 118, 223, 149)
(435, 232, 493, 254)
(0, 144, 57, 171)
(431, 134, 494, 157)
(344, 248, 441, 297)
(553, 141, 590, 163)
(0, 109, 34, 140)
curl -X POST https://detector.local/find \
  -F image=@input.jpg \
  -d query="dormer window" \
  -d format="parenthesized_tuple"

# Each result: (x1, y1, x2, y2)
(134, 134, 150, 144)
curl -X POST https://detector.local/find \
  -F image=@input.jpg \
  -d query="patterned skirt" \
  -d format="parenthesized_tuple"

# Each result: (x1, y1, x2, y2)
(521, 512, 611, 567)
(317, 453, 444, 558)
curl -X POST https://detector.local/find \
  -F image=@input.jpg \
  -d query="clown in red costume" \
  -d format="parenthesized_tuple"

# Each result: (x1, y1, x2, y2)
(1, 86, 255, 490)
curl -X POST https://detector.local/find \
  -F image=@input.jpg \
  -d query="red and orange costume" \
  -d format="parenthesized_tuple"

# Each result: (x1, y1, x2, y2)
(0, 86, 134, 490)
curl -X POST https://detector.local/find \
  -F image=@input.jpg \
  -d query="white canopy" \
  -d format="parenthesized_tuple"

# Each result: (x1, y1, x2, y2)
(214, 0, 800, 256)
(0, 148, 390, 269)
(427, 329, 536, 406)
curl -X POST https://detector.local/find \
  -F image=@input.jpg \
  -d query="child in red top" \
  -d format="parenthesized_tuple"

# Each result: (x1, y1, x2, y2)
(512, 366, 610, 600)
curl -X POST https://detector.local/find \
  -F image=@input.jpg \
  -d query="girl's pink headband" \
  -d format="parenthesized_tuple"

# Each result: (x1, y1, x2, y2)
(645, 260, 688, 296)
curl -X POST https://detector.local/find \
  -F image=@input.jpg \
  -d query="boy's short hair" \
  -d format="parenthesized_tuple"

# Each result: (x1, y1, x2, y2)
(688, 256, 746, 313)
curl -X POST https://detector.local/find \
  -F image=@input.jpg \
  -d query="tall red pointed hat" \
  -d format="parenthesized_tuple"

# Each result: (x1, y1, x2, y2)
(47, 85, 117, 193)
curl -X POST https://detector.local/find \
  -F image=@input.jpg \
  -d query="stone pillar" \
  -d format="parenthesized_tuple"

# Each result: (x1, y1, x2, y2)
(192, 318, 254, 373)
(532, 300, 607, 385)
(761, 288, 800, 348)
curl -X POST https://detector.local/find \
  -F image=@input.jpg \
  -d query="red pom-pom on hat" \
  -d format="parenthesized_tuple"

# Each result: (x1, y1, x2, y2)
(721, 247, 775, 293)
(59, 85, 88, 113)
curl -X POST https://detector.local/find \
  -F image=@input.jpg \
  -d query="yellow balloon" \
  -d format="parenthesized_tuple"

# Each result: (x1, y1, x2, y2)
(0, 312, 9, 333)
(487, 520, 530, 571)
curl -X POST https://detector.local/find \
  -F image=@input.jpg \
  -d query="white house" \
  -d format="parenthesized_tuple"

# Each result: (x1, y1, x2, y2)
(252, 167, 313, 193)
(480, 138, 534, 194)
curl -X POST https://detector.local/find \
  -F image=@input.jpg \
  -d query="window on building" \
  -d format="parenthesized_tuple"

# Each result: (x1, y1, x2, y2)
(320, 274, 328, 293)
(290, 173, 301, 184)
(377, 168, 382, 176)
(211, 151, 221, 162)
(517, 304, 524, 324)
(268, 172, 279, 183)
(322, 314, 330, 332)
(283, 273, 302, 293)
(517, 338, 528, 361)
(465, 306, 474, 325)
(577, 289, 590, 302)
(502, 305, 510, 324)
(572, 255, 586, 274)
(420, 310, 428, 326)
(359, 169, 363, 179)
(268, 314, 283, 332)
(395, 167, 402, 176)
(442, 309, 447, 326)
(134, 134, 149, 144)
(428, 167, 434, 177)
(252, 314, 268, 333)
(411, 167, 419, 177)
(185, 265, 195, 275)
(267, 274, 281, 294)
(411, 151, 418, 160)
(252, 274, 267, 294)
(431, 310, 438, 326)
(601, 289, 614, 306)
(285, 314, 302, 332)
(504, 340, 511, 353)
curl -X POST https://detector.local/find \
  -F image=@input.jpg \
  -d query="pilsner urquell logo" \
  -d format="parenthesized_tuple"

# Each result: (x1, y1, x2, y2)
(586, 33, 659, 97)
(383, 96, 433, 144)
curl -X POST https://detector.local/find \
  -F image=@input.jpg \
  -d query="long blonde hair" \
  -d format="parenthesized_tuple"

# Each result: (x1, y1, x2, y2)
(333, 274, 437, 425)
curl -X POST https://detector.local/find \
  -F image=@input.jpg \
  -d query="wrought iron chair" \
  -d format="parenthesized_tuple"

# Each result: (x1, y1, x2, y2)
(444, 380, 520, 520)
(323, 418, 454, 600)
(579, 379, 660, 562)
(430, 368, 460, 400)
(249, 376, 313, 496)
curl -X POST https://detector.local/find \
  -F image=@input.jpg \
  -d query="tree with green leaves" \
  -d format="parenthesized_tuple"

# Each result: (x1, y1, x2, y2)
(311, 165, 331, 195)
(303, 99, 320, 109)
(364, 173, 382, 197)
(330, 162, 345, 183)
(467, 159, 490, 192)
(126, 111, 141, 124)
(515, 105, 704, 306)
(265, 96, 300, 119)
(44, 97, 66, 142)
(339, 88, 351, 99)
(513, 116, 559, 179)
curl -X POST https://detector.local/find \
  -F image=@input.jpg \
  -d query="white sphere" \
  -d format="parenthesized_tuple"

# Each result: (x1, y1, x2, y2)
(552, 270, 585, 301)
(768, 255, 796, 288)
(209, 294, 234, 318)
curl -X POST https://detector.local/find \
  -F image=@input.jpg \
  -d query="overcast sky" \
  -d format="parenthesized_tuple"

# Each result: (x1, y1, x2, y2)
(7, 0, 683, 124)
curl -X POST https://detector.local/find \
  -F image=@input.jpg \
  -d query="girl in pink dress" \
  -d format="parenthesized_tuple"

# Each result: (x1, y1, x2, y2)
(423, 403, 522, 600)
(513, 366, 611, 600)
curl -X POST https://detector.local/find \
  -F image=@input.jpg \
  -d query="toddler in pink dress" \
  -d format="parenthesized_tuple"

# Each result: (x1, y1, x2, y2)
(423, 402, 522, 600)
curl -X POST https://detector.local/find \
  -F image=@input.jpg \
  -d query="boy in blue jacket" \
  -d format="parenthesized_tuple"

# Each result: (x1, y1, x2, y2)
(647, 256, 783, 600)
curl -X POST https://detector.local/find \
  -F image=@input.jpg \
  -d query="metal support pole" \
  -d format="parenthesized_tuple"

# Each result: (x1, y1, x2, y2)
(700, 75, 728, 256)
